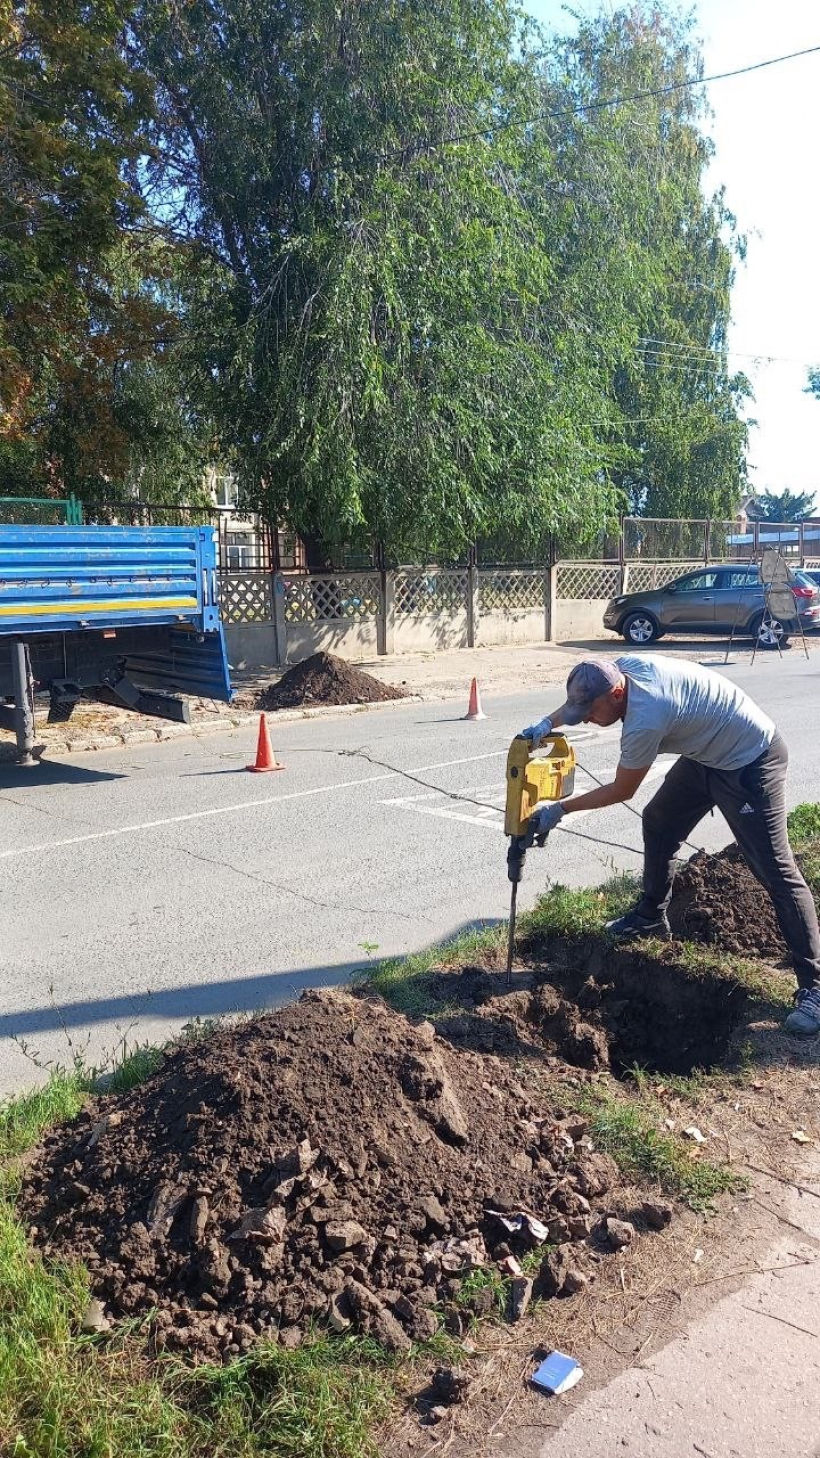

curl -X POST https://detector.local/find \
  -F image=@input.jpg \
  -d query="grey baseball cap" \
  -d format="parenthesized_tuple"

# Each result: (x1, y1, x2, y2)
(558, 658, 622, 724)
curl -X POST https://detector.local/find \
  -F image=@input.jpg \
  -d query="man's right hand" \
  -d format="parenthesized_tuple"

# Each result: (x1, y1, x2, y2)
(520, 716, 553, 745)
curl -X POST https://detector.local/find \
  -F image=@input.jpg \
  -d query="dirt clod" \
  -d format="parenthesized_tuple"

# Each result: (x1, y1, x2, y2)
(640, 1199, 673, 1231)
(257, 652, 406, 711)
(604, 1217, 636, 1250)
(80, 1298, 110, 1334)
(509, 1274, 534, 1321)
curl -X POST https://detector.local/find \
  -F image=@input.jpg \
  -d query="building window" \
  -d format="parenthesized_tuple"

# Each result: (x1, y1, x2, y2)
(213, 473, 238, 510)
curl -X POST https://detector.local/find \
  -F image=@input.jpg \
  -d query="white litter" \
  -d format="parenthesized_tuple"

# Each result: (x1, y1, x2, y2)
(486, 1209, 550, 1243)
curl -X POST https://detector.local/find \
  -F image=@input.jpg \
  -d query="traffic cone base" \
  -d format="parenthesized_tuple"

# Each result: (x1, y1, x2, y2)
(463, 677, 486, 721)
(246, 713, 285, 772)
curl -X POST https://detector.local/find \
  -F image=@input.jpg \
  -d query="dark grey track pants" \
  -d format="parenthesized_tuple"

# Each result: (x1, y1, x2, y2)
(636, 731, 820, 990)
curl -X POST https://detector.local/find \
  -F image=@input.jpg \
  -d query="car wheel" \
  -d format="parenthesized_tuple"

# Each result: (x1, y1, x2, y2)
(751, 612, 790, 650)
(621, 612, 659, 645)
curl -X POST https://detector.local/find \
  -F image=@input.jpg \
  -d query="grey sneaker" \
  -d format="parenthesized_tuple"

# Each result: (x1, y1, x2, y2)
(605, 908, 671, 941)
(784, 987, 820, 1037)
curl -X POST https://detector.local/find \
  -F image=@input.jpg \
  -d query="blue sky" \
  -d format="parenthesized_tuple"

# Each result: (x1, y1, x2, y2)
(525, 1, 820, 503)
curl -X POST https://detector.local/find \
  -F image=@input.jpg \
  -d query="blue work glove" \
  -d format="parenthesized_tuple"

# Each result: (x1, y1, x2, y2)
(520, 715, 553, 745)
(526, 801, 565, 846)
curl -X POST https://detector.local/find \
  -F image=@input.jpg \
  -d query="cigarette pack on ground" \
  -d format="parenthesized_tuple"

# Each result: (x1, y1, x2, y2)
(531, 1351, 584, 1396)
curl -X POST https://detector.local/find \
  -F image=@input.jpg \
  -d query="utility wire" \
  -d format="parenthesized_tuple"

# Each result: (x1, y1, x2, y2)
(385, 43, 820, 157)
(638, 338, 820, 369)
(336, 746, 706, 861)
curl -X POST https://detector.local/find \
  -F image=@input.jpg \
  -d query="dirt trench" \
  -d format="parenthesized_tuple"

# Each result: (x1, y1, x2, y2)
(433, 943, 749, 1078)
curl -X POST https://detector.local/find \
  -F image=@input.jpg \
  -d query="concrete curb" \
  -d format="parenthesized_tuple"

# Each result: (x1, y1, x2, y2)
(22, 694, 430, 758)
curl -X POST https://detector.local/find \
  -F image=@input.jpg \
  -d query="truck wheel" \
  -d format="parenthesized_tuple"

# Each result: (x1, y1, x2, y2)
(621, 612, 660, 645)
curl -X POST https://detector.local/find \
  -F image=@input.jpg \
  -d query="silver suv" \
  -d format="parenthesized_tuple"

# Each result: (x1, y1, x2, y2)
(603, 566, 820, 647)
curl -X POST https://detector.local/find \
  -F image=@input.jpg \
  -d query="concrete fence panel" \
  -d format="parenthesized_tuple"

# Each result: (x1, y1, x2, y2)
(281, 571, 382, 662)
(551, 562, 622, 641)
(393, 570, 469, 652)
(476, 569, 549, 646)
(622, 560, 702, 593)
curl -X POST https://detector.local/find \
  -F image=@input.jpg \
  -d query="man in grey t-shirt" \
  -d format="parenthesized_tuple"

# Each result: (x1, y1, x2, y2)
(520, 655, 820, 1036)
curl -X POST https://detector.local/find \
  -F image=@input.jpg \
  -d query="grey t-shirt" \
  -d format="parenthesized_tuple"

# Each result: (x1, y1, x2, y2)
(616, 655, 775, 771)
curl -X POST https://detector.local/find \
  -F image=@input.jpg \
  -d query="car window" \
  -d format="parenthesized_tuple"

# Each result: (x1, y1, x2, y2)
(722, 569, 759, 589)
(673, 571, 719, 592)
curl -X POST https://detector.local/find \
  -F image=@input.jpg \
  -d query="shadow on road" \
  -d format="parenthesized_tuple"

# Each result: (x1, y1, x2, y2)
(0, 759, 126, 788)
(561, 634, 819, 661)
(0, 919, 507, 1043)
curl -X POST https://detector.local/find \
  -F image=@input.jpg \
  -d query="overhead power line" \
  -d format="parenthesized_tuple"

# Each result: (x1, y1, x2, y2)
(638, 338, 820, 369)
(398, 42, 820, 154)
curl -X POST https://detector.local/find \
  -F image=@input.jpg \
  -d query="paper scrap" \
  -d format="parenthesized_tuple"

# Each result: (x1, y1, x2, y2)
(531, 1350, 584, 1396)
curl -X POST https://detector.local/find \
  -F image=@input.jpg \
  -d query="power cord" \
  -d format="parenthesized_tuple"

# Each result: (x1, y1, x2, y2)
(335, 745, 703, 864)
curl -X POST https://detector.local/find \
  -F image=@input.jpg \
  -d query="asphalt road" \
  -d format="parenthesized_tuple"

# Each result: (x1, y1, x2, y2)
(1, 650, 818, 1094)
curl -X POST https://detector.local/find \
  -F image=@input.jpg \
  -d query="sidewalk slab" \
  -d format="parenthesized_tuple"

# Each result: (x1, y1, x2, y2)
(537, 1162, 820, 1458)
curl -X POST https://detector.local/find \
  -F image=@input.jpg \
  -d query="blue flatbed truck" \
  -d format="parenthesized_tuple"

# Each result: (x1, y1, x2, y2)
(0, 525, 233, 763)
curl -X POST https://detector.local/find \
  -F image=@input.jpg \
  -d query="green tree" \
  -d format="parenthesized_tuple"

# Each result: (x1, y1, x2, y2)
(536, 6, 749, 525)
(0, 0, 207, 501)
(132, 0, 631, 559)
(755, 488, 815, 522)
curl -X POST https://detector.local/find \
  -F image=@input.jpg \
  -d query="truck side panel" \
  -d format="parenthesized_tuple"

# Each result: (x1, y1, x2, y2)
(0, 526, 219, 635)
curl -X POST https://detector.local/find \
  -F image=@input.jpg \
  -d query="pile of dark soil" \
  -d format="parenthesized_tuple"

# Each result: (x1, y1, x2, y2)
(668, 845, 786, 961)
(19, 991, 644, 1363)
(258, 652, 406, 710)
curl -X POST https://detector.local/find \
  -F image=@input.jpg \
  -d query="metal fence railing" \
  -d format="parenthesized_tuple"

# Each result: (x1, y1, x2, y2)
(623, 517, 708, 562)
(0, 494, 83, 525)
(623, 516, 820, 566)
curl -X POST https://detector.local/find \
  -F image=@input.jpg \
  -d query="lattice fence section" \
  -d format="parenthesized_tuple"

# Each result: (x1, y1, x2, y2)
(624, 561, 701, 593)
(395, 570, 468, 616)
(555, 563, 622, 600)
(479, 570, 545, 612)
(282, 572, 382, 624)
(220, 573, 273, 624)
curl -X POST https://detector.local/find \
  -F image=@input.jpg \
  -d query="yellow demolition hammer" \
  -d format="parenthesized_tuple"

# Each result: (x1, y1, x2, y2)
(503, 732, 576, 984)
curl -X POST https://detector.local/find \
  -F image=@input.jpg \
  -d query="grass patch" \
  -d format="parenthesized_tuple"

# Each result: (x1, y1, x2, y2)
(788, 804, 820, 846)
(521, 873, 638, 942)
(0, 1070, 89, 1163)
(356, 922, 505, 1018)
(569, 1085, 742, 1212)
(0, 1194, 395, 1457)
(671, 939, 793, 1007)
(0, 1037, 169, 1166)
(105, 1043, 166, 1094)
(456, 1266, 507, 1317)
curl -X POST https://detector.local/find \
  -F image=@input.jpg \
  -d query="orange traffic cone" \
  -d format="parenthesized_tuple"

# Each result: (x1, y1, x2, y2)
(246, 713, 285, 772)
(463, 677, 486, 721)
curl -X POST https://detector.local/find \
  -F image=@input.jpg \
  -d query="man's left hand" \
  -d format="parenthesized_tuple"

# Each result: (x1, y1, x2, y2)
(527, 801, 565, 844)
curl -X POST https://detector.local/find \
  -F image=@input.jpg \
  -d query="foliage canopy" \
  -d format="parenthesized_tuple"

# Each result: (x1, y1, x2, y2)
(1, 1, 751, 552)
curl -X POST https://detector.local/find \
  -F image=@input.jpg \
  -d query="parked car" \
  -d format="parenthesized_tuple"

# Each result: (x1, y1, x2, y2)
(603, 565, 820, 647)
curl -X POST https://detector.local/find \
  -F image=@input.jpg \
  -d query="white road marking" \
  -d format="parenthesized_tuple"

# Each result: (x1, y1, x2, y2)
(0, 746, 508, 863)
(379, 760, 670, 832)
(0, 737, 663, 864)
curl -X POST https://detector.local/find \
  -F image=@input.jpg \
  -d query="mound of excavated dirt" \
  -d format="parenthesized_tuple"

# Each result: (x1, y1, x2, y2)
(258, 652, 406, 710)
(19, 991, 638, 1363)
(668, 846, 787, 961)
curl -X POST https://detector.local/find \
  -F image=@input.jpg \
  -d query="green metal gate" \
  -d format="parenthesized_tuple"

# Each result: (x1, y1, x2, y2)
(0, 494, 83, 525)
